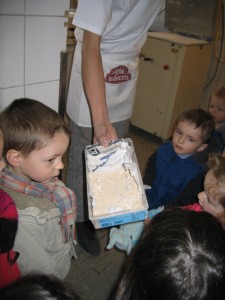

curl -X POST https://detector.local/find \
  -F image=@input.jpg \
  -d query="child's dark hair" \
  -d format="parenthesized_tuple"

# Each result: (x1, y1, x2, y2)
(174, 108, 215, 143)
(0, 273, 78, 300)
(116, 208, 225, 300)
(0, 98, 71, 157)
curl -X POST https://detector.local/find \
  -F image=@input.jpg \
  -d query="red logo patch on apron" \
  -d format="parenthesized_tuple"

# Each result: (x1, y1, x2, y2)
(105, 65, 131, 84)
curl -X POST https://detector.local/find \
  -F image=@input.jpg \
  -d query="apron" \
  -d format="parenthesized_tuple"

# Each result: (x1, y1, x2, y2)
(66, 42, 139, 127)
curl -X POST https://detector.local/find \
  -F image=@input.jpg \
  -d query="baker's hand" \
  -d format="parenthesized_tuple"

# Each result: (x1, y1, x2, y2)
(93, 122, 117, 147)
(106, 227, 133, 255)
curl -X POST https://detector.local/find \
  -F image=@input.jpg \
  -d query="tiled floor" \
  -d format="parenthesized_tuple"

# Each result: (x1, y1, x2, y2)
(64, 125, 162, 300)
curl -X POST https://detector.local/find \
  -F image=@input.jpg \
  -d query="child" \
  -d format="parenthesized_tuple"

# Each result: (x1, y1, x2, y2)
(0, 273, 78, 300)
(107, 109, 223, 255)
(184, 152, 225, 228)
(0, 98, 77, 279)
(143, 108, 222, 209)
(116, 208, 225, 300)
(0, 129, 20, 287)
(107, 153, 225, 254)
(209, 85, 225, 141)
(0, 189, 20, 288)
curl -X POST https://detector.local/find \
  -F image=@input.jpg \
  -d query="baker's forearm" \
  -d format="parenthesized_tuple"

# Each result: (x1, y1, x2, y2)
(82, 31, 109, 128)
(82, 31, 117, 145)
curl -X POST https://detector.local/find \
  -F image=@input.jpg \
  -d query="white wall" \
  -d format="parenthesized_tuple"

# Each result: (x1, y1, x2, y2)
(0, 0, 70, 111)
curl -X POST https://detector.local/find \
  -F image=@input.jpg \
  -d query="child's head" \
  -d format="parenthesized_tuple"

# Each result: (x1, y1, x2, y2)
(0, 98, 71, 183)
(209, 86, 225, 128)
(198, 153, 225, 226)
(172, 108, 214, 155)
(0, 273, 78, 300)
(116, 208, 225, 300)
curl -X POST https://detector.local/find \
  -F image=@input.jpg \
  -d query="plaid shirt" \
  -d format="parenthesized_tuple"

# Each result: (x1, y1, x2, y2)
(0, 168, 76, 243)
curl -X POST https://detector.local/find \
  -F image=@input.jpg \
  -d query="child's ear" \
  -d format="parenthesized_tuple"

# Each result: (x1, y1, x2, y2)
(6, 149, 23, 167)
(197, 144, 208, 152)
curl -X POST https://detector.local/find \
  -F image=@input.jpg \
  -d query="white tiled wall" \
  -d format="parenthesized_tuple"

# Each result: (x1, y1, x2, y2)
(26, 0, 69, 16)
(0, 87, 24, 110)
(0, 0, 24, 14)
(25, 16, 67, 84)
(0, 0, 69, 112)
(25, 81, 60, 111)
(0, 16, 24, 89)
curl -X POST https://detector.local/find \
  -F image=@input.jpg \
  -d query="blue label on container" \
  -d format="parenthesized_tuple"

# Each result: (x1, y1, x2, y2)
(97, 210, 147, 228)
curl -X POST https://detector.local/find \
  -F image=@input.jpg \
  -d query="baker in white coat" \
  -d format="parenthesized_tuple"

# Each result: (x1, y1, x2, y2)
(66, 0, 164, 256)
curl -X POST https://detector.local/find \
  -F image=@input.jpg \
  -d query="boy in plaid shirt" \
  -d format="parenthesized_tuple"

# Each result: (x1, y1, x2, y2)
(0, 99, 76, 279)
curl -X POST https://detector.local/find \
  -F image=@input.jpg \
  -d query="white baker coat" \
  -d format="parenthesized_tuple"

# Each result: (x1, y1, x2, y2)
(66, 0, 163, 127)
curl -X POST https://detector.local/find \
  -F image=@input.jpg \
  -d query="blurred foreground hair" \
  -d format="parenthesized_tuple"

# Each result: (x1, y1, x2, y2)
(116, 208, 225, 300)
(0, 273, 78, 300)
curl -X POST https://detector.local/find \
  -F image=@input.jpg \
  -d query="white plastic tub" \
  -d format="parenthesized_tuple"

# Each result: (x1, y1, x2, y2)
(85, 138, 148, 229)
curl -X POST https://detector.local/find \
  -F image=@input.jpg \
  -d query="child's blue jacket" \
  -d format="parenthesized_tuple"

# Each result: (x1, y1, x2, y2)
(145, 141, 206, 209)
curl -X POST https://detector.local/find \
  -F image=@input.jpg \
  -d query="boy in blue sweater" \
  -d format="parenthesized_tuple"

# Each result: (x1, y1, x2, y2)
(144, 108, 223, 209)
